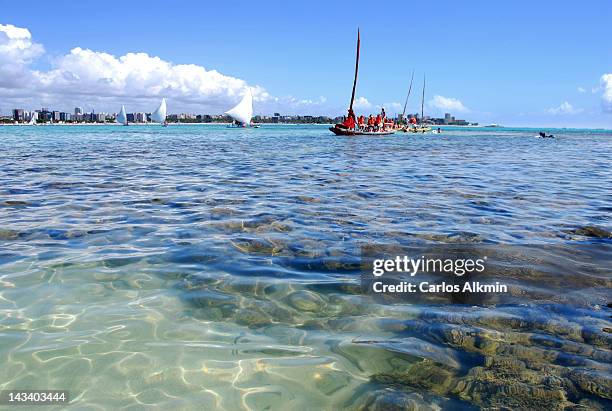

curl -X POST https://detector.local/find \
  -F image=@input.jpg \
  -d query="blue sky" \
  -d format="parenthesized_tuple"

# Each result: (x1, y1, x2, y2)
(1, 0, 611, 127)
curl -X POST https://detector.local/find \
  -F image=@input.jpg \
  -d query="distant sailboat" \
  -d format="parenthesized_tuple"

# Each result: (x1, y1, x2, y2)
(27, 113, 37, 126)
(409, 75, 431, 133)
(151, 98, 167, 125)
(329, 29, 395, 136)
(225, 89, 253, 127)
(421, 75, 426, 123)
(399, 70, 415, 132)
(401, 69, 415, 122)
(116, 105, 128, 126)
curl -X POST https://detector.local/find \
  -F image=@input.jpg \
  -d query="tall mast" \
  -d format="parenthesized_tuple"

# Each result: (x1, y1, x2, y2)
(349, 29, 360, 112)
(401, 69, 415, 119)
(420, 75, 426, 124)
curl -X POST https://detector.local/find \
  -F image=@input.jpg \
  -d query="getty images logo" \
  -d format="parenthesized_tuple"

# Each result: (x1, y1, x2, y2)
(372, 255, 487, 277)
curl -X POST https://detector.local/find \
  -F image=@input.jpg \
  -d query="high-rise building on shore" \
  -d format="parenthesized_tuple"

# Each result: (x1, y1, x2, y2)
(12, 109, 24, 122)
(134, 112, 148, 122)
(75, 107, 83, 116)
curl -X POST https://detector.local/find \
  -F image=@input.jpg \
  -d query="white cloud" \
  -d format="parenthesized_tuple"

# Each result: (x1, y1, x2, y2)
(0, 24, 44, 87)
(0, 23, 325, 115)
(546, 101, 583, 115)
(429, 95, 468, 113)
(37, 47, 264, 107)
(601, 74, 612, 112)
(352, 96, 372, 110)
(0, 24, 44, 63)
(577, 86, 586, 93)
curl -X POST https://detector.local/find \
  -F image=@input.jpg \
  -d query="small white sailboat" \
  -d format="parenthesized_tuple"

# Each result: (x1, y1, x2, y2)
(151, 98, 167, 125)
(225, 88, 253, 127)
(27, 113, 37, 126)
(116, 105, 128, 126)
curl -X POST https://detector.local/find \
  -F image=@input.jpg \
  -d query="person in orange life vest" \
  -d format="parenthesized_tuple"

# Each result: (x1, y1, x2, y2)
(343, 115, 356, 129)
(367, 115, 375, 130)
(358, 115, 365, 130)
(410, 117, 417, 125)
(375, 114, 382, 130)
(341, 108, 356, 129)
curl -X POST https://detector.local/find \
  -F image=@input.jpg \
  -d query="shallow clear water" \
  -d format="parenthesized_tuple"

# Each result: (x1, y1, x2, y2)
(0, 124, 611, 410)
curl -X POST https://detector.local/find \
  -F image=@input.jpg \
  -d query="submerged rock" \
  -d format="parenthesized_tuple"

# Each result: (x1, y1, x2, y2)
(313, 370, 352, 396)
(1, 200, 29, 206)
(234, 308, 272, 328)
(564, 226, 612, 239)
(447, 355, 572, 410)
(348, 388, 450, 411)
(371, 359, 456, 395)
(286, 290, 326, 312)
(296, 195, 321, 203)
(567, 369, 612, 400)
(182, 289, 237, 309)
(0, 229, 21, 240)
(368, 335, 612, 410)
(230, 238, 286, 255)
(411, 231, 486, 244)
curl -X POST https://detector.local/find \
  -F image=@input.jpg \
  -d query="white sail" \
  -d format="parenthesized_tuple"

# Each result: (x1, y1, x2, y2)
(225, 88, 253, 126)
(27, 112, 37, 125)
(151, 98, 167, 123)
(116, 105, 128, 125)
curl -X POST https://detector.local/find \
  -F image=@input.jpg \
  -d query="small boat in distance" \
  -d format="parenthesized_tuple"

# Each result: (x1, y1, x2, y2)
(410, 75, 431, 133)
(116, 105, 128, 126)
(329, 29, 395, 136)
(225, 88, 253, 127)
(398, 70, 415, 133)
(27, 113, 37, 126)
(151, 98, 167, 126)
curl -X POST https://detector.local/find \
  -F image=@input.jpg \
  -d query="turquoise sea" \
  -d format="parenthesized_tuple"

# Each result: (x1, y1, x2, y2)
(0, 124, 611, 410)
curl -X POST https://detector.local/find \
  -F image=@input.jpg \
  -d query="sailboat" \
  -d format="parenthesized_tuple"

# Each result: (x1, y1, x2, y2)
(116, 105, 128, 126)
(151, 98, 167, 126)
(329, 29, 395, 136)
(399, 70, 415, 133)
(27, 112, 37, 126)
(409, 75, 431, 133)
(225, 89, 253, 127)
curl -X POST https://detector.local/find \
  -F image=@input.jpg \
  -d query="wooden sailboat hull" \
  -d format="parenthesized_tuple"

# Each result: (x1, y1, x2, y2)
(329, 126, 395, 136)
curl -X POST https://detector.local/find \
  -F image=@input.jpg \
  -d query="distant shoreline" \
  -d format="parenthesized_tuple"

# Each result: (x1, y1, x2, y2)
(1, 123, 610, 131)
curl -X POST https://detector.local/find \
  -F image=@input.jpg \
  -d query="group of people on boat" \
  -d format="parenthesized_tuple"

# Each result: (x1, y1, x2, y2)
(336, 107, 442, 134)
(339, 108, 395, 132)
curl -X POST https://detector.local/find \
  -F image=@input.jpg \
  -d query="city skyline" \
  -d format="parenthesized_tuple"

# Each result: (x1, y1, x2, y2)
(1, 0, 611, 127)
(6, 104, 474, 126)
